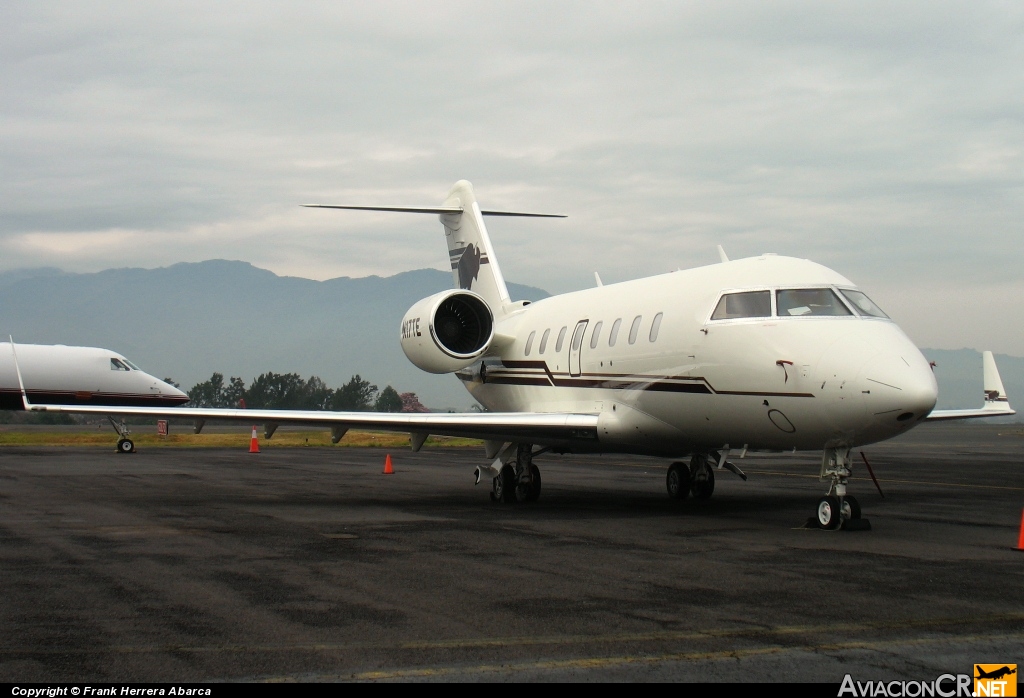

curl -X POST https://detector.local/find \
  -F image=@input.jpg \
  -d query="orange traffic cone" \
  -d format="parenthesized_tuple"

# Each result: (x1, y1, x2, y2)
(249, 426, 260, 454)
(383, 454, 394, 474)
(1017, 509, 1024, 551)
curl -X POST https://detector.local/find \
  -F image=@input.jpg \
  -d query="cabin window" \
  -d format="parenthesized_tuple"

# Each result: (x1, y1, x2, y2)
(539, 329, 551, 354)
(777, 289, 852, 317)
(711, 291, 771, 320)
(609, 318, 621, 347)
(555, 326, 568, 352)
(110, 358, 130, 371)
(590, 321, 604, 349)
(628, 315, 642, 344)
(525, 331, 536, 356)
(838, 289, 889, 318)
(649, 312, 663, 342)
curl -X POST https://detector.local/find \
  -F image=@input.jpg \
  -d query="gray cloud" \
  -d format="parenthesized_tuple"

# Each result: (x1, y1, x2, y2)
(1, 1, 1022, 352)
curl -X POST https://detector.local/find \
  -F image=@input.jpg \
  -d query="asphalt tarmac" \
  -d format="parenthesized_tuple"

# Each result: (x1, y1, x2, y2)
(1, 423, 1022, 683)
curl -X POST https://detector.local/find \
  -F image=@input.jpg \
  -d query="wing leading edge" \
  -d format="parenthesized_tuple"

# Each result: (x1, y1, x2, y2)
(926, 351, 1015, 421)
(23, 402, 600, 445)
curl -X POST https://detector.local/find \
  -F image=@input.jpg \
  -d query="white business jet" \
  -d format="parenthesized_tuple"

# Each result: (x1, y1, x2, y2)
(2, 341, 189, 448)
(18, 181, 1013, 528)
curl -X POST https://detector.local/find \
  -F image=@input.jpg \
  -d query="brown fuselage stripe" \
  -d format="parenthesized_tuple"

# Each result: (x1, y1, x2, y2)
(464, 360, 816, 398)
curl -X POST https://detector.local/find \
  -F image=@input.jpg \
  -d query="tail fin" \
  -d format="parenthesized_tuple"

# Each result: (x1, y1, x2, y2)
(440, 180, 512, 312)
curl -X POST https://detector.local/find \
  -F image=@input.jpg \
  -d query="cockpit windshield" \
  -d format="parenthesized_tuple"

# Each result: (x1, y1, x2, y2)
(110, 358, 131, 371)
(710, 291, 771, 320)
(776, 288, 852, 317)
(838, 289, 888, 318)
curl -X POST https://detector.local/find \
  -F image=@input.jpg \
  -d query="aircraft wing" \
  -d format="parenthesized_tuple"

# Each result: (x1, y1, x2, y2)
(23, 402, 600, 445)
(925, 351, 1016, 421)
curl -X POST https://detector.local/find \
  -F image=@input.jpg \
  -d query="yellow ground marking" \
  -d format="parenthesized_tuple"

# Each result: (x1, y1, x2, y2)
(335, 632, 1024, 681)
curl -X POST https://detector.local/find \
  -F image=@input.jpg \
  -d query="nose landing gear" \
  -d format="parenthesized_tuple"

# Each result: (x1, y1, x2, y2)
(816, 447, 870, 530)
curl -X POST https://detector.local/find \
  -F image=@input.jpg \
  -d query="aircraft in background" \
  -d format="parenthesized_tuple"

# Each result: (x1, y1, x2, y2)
(2, 341, 188, 448)
(18, 181, 1014, 528)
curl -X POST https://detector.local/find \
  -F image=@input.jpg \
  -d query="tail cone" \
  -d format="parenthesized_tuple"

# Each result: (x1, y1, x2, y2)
(383, 454, 394, 474)
(249, 426, 260, 454)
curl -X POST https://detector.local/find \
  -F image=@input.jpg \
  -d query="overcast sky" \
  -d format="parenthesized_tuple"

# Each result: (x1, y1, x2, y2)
(2, 2, 1022, 354)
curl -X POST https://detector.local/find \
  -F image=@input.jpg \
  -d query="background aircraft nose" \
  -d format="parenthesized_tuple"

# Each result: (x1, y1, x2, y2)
(861, 352, 938, 426)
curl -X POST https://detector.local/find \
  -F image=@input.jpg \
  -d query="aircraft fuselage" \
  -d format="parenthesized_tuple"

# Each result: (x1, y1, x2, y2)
(0, 343, 189, 411)
(459, 255, 938, 456)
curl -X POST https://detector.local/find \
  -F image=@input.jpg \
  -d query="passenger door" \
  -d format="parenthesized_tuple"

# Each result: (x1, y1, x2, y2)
(569, 320, 588, 377)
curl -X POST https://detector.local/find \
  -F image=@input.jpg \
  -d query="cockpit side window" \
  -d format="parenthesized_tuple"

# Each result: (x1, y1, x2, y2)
(110, 358, 130, 371)
(838, 289, 889, 318)
(710, 291, 771, 320)
(777, 288, 852, 317)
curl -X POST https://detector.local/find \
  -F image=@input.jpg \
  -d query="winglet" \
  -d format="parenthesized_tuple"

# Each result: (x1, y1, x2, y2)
(982, 350, 1011, 411)
(717, 245, 729, 263)
(8, 336, 33, 411)
(926, 350, 1014, 421)
(594, 272, 603, 287)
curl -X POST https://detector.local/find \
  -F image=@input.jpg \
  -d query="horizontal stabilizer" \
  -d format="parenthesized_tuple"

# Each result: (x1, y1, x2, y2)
(304, 204, 566, 218)
(926, 350, 1015, 421)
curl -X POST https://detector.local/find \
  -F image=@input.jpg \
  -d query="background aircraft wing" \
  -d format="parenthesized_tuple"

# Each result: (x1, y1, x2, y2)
(24, 402, 600, 445)
(926, 350, 1015, 421)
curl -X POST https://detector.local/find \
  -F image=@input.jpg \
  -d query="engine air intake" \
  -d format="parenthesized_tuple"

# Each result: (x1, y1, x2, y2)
(434, 294, 492, 356)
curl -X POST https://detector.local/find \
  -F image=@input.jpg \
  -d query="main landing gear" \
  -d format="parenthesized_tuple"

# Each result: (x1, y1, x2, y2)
(815, 446, 869, 531)
(484, 443, 542, 504)
(666, 453, 721, 501)
(108, 416, 135, 454)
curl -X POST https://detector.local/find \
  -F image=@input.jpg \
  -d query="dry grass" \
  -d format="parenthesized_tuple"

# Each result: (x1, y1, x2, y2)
(0, 429, 482, 449)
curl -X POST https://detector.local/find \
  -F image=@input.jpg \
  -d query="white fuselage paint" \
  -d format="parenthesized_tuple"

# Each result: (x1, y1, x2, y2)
(459, 255, 938, 456)
(0, 343, 188, 409)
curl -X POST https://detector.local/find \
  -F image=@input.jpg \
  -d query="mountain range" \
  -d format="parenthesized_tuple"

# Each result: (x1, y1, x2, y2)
(0, 262, 1018, 417)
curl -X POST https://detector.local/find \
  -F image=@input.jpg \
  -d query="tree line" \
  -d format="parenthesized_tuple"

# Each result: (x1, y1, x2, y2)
(182, 373, 429, 412)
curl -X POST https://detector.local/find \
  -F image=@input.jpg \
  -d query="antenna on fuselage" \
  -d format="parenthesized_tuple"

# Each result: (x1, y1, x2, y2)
(594, 272, 603, 287)
(717, 245, 729, 263)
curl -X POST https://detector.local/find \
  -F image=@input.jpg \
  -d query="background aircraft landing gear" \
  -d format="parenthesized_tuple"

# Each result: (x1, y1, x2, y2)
(108, 416, 135, 454)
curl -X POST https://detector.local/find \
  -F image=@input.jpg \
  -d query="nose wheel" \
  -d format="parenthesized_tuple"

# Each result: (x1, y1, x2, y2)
(108, 416, 136, 454)
(815, 447, 869, 530)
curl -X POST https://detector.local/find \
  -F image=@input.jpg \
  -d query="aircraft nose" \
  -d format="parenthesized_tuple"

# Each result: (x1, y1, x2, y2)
(861, 352, 938, 427)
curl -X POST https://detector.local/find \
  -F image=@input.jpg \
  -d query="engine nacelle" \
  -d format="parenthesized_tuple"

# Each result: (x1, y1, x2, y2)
(400, 290, 495, 374)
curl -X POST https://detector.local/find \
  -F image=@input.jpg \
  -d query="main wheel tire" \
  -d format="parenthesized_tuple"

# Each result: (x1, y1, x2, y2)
(666, 461, 691, 499)
(117, 438, 134, 454)
(817, 495, 842, 529)
(842, 495, 861, 521)
(691, 468, 715, 500)
(496, 465, 517, 503)
(525, 464, 541, 502)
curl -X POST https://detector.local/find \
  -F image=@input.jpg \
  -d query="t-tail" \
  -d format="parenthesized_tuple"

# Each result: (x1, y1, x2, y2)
(304, 179, 566, 317)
